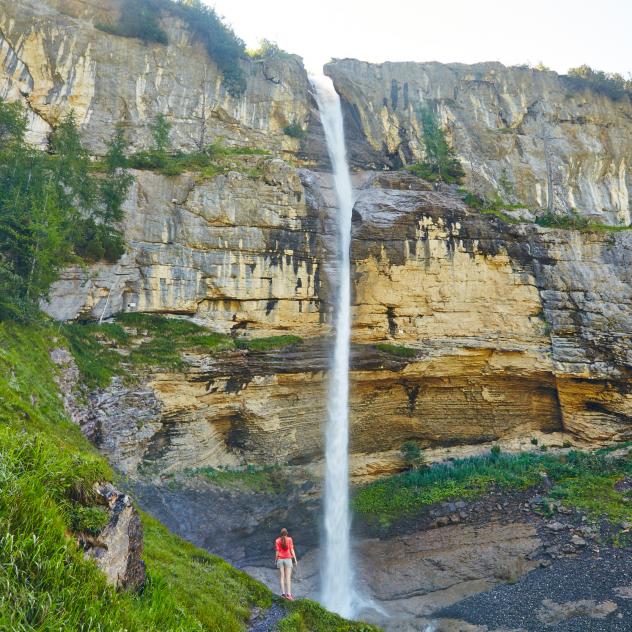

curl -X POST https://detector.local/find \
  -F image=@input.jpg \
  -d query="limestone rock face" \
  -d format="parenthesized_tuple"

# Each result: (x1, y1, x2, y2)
(59, 173, 631, 479)
(44, 159, 327, 335)
(0, 0, 312, 154)
(325, 59, 632, 224)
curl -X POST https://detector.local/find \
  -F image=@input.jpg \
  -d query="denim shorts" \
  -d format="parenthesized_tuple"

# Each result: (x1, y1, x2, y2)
(277, 558, 292, 569)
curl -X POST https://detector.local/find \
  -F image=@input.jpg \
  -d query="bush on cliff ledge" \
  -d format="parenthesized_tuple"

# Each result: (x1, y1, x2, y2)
(407, 105, 465, 184)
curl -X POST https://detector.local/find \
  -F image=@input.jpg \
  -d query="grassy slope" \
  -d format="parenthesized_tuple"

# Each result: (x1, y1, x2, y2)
(0, 320, 376, 631)
(353, 448, 632, 531)
(63, 313, 303, 388)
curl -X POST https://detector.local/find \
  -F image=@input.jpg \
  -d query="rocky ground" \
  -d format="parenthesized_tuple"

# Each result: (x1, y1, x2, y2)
(132, 468, 631, 632)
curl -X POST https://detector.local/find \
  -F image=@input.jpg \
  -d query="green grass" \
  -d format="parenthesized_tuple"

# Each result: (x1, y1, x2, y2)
(120, 144, 271, 179)
(278, 599, 381, 631)
(64, 314, 234, 386)
(535, 210, 632, 232)
(0, 320, 279, 631)
(0, 319, 380, 631)
(142, 512, 272, 631)
(235, 335, 302, 352)
(187, 465, 289, 494)
(353, 449, 632, 529)
(374, 343, 418, 358)
(65, 315, 305, 388)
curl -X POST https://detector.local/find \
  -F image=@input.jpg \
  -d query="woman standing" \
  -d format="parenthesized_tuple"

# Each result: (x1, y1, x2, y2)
(275, 527, 297, 600)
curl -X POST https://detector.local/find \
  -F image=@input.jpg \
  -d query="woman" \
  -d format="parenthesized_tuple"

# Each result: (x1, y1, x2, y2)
(275, 527, 297, 600)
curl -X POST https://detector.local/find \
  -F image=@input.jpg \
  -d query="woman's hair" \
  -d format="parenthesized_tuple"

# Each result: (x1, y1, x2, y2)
(280, 528, 289, 551)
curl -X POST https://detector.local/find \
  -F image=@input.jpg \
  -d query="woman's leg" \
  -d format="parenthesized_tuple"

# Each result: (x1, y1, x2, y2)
(278, 564, 286, 595)
(286, 563, 293, 597)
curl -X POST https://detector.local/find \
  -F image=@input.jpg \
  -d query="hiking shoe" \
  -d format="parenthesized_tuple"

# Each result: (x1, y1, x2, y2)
(286, 594, 295, 601)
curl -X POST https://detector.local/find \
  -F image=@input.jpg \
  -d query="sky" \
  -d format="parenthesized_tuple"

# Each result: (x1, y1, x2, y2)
(208, 0, 632, 76)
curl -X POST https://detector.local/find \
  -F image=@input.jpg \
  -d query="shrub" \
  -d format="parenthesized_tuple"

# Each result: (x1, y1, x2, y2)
(246, 39, 287, 59)
(96, 0, 247, 97)
(400, 441, 426, 470)
(406, 105, 465, 184)
(283, 122, 307, 139)
(491, 444, 501, 459)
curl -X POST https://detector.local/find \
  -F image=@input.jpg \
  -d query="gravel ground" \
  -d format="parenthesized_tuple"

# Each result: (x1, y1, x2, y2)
(248, 602, 287, 632)
(435, 548, 632, 631)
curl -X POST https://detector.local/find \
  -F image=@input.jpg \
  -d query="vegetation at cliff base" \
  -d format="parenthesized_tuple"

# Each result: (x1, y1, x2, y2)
(406, 105, 465, 184)
(0, 321, 274, 630)
(96, 0, 247, 96)
(353, 447, 632, 531)
(0, 99, 132, 321)
(279, 599, 381, 631)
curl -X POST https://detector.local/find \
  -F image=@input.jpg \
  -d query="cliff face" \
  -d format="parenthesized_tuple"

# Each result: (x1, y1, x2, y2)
(325, 59, 632, 225)
(2, 0, 632, 476)
(73, 172, 631, 480)
(0, 0, 312, 154)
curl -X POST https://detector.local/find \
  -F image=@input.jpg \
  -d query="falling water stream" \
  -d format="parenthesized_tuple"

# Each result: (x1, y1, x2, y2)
(311, 74, 355, 618)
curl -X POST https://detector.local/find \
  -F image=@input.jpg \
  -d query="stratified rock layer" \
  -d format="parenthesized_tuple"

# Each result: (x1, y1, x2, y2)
(59, 172, 631, 479)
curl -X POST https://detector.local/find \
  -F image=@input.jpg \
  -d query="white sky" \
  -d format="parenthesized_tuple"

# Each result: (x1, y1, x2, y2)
(208, 0, 632, 76)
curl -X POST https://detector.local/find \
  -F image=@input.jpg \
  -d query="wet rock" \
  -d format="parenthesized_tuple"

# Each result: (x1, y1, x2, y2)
(536, 598, 618, 625)
(571, 535, 587, 547)
(546, 521, 567, 532)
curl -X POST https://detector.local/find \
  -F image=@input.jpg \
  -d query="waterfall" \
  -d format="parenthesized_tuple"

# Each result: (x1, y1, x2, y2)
(311, 74, 355, 618)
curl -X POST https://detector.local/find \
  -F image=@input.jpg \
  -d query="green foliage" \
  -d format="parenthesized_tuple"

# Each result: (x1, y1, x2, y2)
(400, 441, 426, 470)
(188, 465, 288, 494)
(235, 335, 303, 352)
(374, 343, 417, 358)
(353, 447, 632, 529)
(96, 0, 168, 44)
(565, 65, 632, 100)
(150, 113, 172, 153)
(166, 0, 247, 97)
(70, 505, 110, 535)
(0, 100, 131, 321)
(126, 143, 268, 179)
(283, 122, 307, 139)
(407, 106, 465, 184)
(0, 321, 276, 631)
(278, 599, 381, 632)
(490, 444, 501, 459)
(534, 210, 632, 232)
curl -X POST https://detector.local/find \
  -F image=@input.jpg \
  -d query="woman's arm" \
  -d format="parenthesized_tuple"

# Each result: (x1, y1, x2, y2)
(291, 547, 297, 564)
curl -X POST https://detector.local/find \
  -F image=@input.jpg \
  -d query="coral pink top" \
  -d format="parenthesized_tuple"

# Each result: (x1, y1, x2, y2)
(276, 536, 294, 559)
